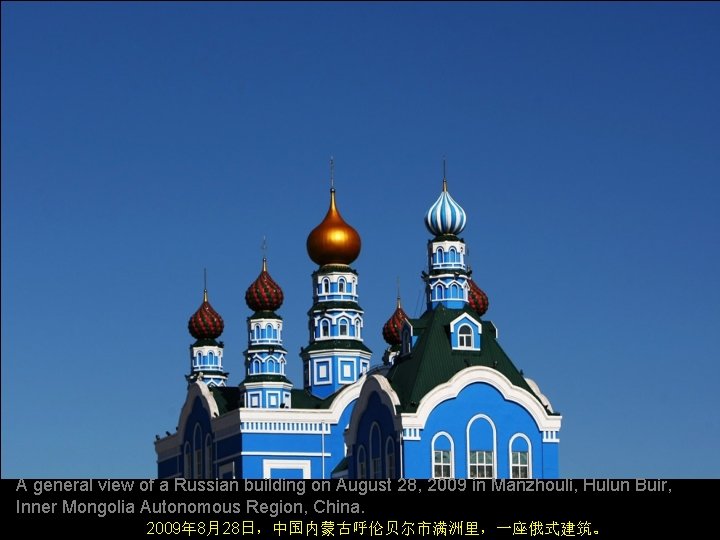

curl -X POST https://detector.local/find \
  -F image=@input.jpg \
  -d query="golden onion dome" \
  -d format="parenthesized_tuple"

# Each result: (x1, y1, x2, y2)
(306, 188, 361, 266)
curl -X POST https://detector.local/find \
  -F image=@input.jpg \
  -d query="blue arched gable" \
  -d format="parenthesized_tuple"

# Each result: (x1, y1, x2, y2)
(404, 382, 544, 479)
(181, 396, 214, 478)
(349, 391, 399, 479)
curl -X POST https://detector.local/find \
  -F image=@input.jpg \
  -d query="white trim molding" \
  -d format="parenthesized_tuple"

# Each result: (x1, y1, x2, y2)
(401, 366, 562, 434)
(262, 459, 311, 479)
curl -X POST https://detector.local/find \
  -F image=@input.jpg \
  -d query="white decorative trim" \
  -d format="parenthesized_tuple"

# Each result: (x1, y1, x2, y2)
(466, 414, 497, 479)
(263, 459, 311, 479)
(210, 380, 364, 441)
(243, 451, 331, 457)
(345, 375, 403, 447)
(177, 383, 219, 444)
(509, 433, 533, 479)
(401, 366, 562, 433)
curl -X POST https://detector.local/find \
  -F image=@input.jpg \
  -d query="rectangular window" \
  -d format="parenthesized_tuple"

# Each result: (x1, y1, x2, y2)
(469, 450, 493, 478)
(433, 450, 452, 478)
(511, 451, 529, 479)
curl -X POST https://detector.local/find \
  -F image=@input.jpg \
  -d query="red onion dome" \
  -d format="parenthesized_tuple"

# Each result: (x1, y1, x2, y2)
(188, 290, 224, 340)
(245, 258, 284, 312)
(382, 297, 409, 346)
(467, 278, 489, 316)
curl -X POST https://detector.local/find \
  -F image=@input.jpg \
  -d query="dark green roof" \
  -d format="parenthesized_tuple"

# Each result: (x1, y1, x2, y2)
(244, 345, 287, 354)
(239, 374, 293, 385)
(302, 339, 372, 355)
(386, 305, 551, 414)
(190, 338, 224, 348)
(313, 265, 357, 276)
(307, 301, 363, 312)
(331, 456, 349, 474)
(289, 388, 344, 409)
(209, 386, 242, 415)
(248, 311, 282, 321)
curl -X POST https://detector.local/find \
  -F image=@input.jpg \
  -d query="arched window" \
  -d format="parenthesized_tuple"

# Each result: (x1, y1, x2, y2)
(354, 321, 361, 339)
(252, 359, 261, 374)
(458, 325, 473, 348)
(339, 318, 349, 336)
(322, 278, 330, 294)
(450, 283, 460, 299)
(184, 442, 191, 479)
(434, 284, 445, 300)
(267, 358, 277, 373)
(509, 434, 532, 479)
(370, 423, 381, 479)
(448, 247, 457, 263)
(266, 323, 273, 339)
(385, 437, 396, 479)
(254, 326, 260, 340)
(205, 435, 213, 478)
(435, 247, 445, 265)
(338, 278, 346, 293)
(321, 319, 330, 338)
(431, 432, 454, 478)
(357, 446, 367, 479)
(467, 414, 496, 479)
(193, 424, 202, 479)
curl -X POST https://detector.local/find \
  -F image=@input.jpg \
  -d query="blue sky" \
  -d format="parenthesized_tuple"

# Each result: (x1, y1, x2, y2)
(2, 2, 719, 478)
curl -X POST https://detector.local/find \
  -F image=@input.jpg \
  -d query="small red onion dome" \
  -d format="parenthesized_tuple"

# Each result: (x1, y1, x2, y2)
(467, 278, 489, 316)
(382, 297, 409, 346)
(188, 290, 224, 340)
(245, 258, 284, 312)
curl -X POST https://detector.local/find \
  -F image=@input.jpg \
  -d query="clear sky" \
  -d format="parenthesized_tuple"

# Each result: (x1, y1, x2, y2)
(2, 2, 719, 479)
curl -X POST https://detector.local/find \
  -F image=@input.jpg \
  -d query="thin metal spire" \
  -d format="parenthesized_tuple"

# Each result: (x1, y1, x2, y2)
(396, 276, 402, 308)
(442, 156, 448, 192)
(261, 236, 268, 271)
(330, 156, 335, 191)
(203, 268, 208, 302)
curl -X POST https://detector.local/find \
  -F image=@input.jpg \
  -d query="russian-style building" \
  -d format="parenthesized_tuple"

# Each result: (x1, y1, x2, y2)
(155, 170, 561, 479)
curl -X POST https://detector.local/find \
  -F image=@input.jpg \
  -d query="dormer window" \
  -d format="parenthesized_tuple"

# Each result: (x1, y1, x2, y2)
(458, 325, 472, 348)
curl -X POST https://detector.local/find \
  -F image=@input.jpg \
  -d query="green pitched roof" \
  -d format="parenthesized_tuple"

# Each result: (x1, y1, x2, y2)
(209, 386, 242, 415)
(289, 388, 345, 409)
(386, 305, 551, 414)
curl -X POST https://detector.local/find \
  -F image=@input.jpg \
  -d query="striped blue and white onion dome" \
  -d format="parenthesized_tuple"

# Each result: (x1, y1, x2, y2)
(424, 178, 467, 236)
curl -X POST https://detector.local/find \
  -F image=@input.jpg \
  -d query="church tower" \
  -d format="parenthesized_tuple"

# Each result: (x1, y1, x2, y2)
(423, 171, 471, 310)
(186, 282, 228, 387)
(301, 163, 371, 398)
(240, 257, 292, 408)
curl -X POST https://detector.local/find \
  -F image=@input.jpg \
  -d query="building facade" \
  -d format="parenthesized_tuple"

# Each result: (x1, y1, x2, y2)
(155, 170, 561, 479)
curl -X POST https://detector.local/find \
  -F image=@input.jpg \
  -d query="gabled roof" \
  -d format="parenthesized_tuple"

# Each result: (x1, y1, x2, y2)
(386, 305, 553, 414)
